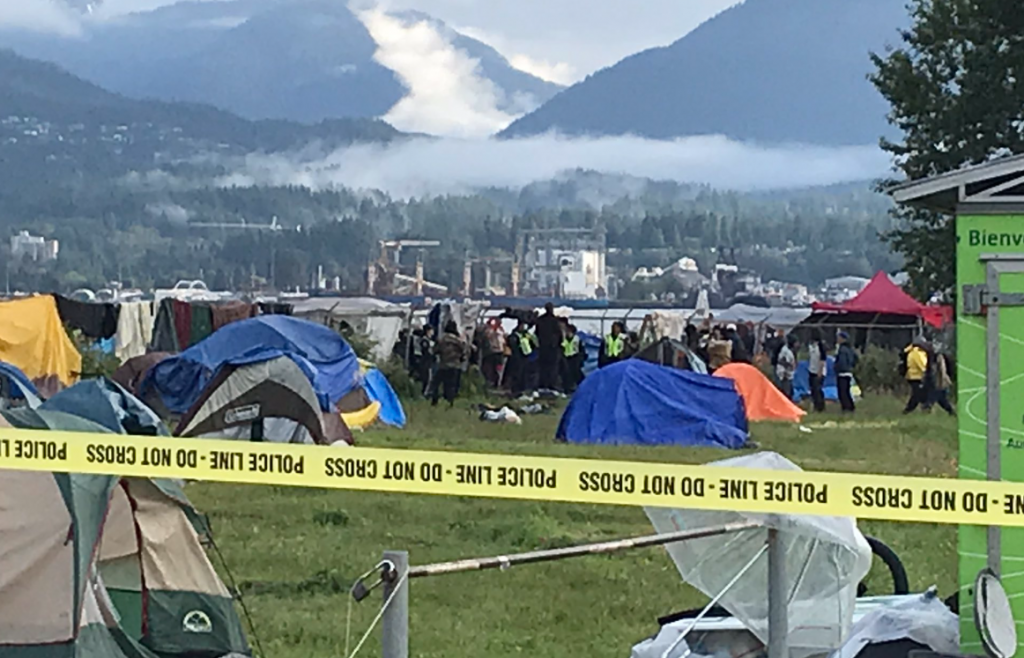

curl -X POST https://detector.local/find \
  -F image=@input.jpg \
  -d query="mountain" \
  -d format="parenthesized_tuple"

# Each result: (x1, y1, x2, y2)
(0, 49, 400, 192)
(1, 0, 561, 125)
(500, 0, 908, 145)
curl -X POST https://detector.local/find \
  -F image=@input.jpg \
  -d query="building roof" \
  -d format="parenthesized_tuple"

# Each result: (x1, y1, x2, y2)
(890, 153, 1024, 213)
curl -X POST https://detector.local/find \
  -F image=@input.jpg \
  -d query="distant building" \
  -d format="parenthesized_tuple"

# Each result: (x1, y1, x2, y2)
(10, 231, 58, 262)
(519, 228, 609, 299)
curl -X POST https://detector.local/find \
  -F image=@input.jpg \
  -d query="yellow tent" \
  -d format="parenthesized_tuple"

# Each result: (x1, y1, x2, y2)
(0, 296, 81, 396)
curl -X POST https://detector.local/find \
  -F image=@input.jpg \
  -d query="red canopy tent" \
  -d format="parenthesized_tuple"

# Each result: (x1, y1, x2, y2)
(812, 272, 952, 328)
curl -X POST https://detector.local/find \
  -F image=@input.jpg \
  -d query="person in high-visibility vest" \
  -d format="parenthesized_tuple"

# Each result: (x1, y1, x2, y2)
(559, 322, 586, 392)
(599, 322, 628, 369)
(507, 319, 537, 395)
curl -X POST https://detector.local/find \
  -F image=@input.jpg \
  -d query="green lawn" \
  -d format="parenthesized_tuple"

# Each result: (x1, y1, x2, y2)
(188, 394, 958, 658)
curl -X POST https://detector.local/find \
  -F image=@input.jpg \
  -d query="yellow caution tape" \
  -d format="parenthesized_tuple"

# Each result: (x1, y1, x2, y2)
(0, 428, 1019, 526)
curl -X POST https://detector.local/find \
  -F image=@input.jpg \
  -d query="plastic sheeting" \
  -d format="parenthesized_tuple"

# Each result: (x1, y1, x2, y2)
(139, 316, 360, 414)
(828, 589, 958, 658)
(714, 363, 806, 422)
(0, 295, 81, 397)
(645, 452, 873, 658)
(556, 360, 748, 448)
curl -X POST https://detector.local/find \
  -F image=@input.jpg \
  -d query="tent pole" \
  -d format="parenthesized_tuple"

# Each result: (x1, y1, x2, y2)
(381, 550, 409, 658)
(767, 528, 788, 658)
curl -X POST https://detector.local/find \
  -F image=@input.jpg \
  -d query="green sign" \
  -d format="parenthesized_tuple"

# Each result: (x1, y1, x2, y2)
(957, 214, 1024, 652)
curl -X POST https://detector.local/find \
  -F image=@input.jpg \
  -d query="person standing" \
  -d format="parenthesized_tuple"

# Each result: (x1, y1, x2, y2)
(534, 302, 564, 390)
(431, 321, 469, 407)
(903, 337, 931, 413)
(834, 331, 859, 413)
(808, 330, 827, 412)
(481, 318, 506, 388)
(775, 334, 798, 401)
(560, 322, 586, 393)
(926, 347, 956, 416)
(417, 325, 436, 397)
(726, 324, 751, 363)
(599, 322, 628, 368)
(507, 320, 536, 395)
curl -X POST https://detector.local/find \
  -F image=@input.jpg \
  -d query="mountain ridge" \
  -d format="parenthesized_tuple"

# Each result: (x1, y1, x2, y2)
(500, 0, 908, 145)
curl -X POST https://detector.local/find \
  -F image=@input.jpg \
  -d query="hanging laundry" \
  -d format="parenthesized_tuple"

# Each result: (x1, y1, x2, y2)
(211, 301, 256, 331)
(189, 304, 214, 345)
(172, 300, 192, 348)
(53, 294, 119, 339)
(115, 301, 154, 361)
(151, 299, 180, 353)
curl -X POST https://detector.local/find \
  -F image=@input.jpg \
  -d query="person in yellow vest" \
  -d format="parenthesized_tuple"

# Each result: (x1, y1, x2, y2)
(903, 337, 930, 413)
(507, 319, 537, 395)
(560, 321, 586, 392)
(599, 322, 628, 368)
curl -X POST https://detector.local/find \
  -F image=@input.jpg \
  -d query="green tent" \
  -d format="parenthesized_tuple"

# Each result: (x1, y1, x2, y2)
(0, 408, 249, 658)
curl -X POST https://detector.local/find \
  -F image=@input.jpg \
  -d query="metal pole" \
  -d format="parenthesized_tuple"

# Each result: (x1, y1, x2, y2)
(986, 261, 1002, 576)
(767, 529, 788, 658)
(409, 521, 758, 578)
(381, 550, 409, 658)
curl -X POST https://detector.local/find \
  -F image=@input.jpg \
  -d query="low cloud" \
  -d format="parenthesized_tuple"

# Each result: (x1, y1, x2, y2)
(358, 8, 517, 138)
(215, 133, 890, 199)
(0, 0, 83, 36)
(508, 54, 576, 86)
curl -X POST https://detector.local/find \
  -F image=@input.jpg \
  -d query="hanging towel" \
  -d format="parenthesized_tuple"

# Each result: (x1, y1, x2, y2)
(173, 300, 192, 348)
(211, 301, 256, 331)
(54, 294, 119, 339)
(115, 301, 154, 361)
(189, 304, 214, 345)
(151, 299, 180, 353)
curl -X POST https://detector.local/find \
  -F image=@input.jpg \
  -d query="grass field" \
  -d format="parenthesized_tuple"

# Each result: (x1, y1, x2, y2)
(188, 394, 958, 658)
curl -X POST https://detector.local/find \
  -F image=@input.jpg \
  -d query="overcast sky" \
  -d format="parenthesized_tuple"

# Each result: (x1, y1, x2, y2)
(96, 0, 743, 82)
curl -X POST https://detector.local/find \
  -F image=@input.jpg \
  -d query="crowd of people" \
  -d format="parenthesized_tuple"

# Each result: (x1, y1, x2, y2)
(392, 305, 956, 416)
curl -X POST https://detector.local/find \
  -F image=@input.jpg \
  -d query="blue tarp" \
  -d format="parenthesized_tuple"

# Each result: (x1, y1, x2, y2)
(139, 316, 360, 414)
(363, 368, 406, 428)
(43, 378, 168, 435)
(0, 361, 42, 406)
(793, 357, 840, 402)
(556, 360, 749, 448)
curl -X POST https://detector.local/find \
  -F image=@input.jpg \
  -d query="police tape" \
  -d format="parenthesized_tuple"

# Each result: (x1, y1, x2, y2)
(0, 427, 1019, 526)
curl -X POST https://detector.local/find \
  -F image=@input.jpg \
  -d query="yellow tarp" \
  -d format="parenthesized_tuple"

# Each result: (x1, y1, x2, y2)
(0, 296, 81, 394)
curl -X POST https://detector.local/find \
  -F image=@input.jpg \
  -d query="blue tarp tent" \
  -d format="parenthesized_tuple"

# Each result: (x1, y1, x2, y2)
(363, 368, 406, 428)
(139, 316, 361, 414)
(793, 357, 839, 402)
(0, 361, 42, 407)
(43, 378, 168, 435)
(556, 360, 749, 448)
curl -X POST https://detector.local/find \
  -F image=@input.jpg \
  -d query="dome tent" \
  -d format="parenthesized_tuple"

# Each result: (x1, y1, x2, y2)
(0, 408, 249, 658)
(556, 360, 748, 448)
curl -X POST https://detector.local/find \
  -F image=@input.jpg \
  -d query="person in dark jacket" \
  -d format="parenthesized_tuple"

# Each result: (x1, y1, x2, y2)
(834, 331, 858, 412)
(431, 321, 468, 407)
(506, 320, 536, 395)
(534, 302, 564, 390)
(726, 324, 750, 363)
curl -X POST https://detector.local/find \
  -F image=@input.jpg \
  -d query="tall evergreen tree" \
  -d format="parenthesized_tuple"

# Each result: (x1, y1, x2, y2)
(871, 0, 1024, 298)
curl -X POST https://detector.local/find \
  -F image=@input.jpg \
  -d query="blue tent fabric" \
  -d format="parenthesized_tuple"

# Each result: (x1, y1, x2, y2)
(139, 316, 360, 414)
(363, 368, 406, 428)
(793, 357, 840, 402)
(0, 361, 42, 405)
(556, 360, 749, 448)
(43, 378, 168, 436)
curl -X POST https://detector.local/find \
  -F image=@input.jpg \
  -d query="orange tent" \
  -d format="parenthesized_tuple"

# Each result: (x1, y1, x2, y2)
(714, 363, 805, 423)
